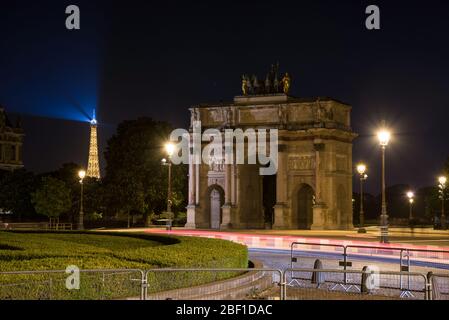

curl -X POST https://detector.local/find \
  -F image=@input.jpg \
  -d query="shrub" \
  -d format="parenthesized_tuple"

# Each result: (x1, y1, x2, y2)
(0, 231, 248, 299)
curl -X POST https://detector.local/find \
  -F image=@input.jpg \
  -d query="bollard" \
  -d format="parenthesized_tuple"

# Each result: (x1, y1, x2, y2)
(426, 272, 435, 300)
(311, 259, 325, 287)
(141, 273, 148, 300)
(361, 266, 377, 294)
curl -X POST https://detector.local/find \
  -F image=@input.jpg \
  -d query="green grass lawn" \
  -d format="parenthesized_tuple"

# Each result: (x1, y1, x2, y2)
(0, 231, 248, 299)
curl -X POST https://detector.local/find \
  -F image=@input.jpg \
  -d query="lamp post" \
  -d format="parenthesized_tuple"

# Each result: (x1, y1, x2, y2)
(439, 176, 447, 230)
(357, 163, 368, 233)
(162, 143, 175, 230)
(78, 170, 86, 230)
(378, 127, 391, 243)
(406, 191, 415, 223)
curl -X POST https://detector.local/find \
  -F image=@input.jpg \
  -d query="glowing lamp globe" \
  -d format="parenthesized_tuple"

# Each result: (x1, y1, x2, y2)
(78, 170, 86, 180)
(357, 164, 367, 175)
(377, 130, 391, 147)
(165, 143, 175, 157)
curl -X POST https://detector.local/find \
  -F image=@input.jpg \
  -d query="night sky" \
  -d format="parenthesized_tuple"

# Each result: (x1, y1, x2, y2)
(1, 0, 449, 194)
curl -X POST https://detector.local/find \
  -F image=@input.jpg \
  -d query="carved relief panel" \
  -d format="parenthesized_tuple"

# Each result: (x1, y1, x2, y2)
(288, 155, 316, 171)
(336, 154, 348, 172)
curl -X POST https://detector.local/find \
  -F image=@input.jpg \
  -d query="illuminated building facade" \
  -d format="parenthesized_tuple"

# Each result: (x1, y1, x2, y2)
(0, 106, 24, 171)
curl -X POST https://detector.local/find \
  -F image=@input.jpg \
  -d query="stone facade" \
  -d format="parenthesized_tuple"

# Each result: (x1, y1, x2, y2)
(0, 106, 24, 171)
(186, 94, 357, 230)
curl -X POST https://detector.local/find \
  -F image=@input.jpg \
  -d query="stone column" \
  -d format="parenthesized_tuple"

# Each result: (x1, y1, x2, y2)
(221, 164, 232, 229)
(234, 165, 241, 227)
(195, 164, 200, 205)
(185, 148, 198, 229)
(274, 145, 288, 229)
(188, 154, 195, 205)
(15, 144, 19, 163)
(311, 140, 327, 230)
(259, 175, 265, 228)
(231, 164, 237, 205)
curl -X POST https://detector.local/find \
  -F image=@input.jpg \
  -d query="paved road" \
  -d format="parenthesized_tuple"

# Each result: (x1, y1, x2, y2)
(105, 227, 449, 273)
(225, 228, 449, 247)
(134, 227, 449, 247)
(249, 247, 449, 274)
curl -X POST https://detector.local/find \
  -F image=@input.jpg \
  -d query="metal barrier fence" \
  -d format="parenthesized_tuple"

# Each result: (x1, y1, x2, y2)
(291, 242, 449, 277)
(0, 268, 282, 301)
(428, 273, 449, 300)
(2, 267, 449, 300)
(0, 269, 144, 300)
(290, 242, 347, 284)
(144, 268, 283, 300)
(283, 268, 429, 300)
(345, 245, 449, 272)
(1, 222, 73, 231)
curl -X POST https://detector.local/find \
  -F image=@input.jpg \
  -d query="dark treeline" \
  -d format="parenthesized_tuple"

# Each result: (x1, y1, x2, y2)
(0, 117, 188, 228)
(353, 184, 444, 227)
(0, 116, 448, 228)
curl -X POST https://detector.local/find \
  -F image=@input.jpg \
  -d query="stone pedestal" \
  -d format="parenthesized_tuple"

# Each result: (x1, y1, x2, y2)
(273, 204, 287, 229)
(221, 204, 233, 229)
(339, 222, 355, 230)
(185, 205, 197, 229)
(311, 203, 327, 230)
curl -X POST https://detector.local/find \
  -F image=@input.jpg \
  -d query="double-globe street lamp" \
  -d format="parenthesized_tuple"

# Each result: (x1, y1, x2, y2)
(439, 176, 447, 230)
(78, 169, 86, 230)
(377, 127, 391, 244)
(162, 143, 175, 230)
(406, 191, 415, 224)
(356, 163, 368, 233)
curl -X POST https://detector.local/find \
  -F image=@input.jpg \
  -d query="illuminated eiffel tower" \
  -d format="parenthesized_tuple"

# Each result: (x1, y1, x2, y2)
(86, 109, 101, 179)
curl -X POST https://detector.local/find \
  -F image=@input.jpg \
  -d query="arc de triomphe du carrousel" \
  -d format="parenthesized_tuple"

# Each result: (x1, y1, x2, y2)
(184, 69, 357, 230)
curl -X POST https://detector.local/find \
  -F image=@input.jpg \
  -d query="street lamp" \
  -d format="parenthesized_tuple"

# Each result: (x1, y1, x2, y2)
(406, 191, 415, 223)
(439, 176, 447, 230)
(356, 163, 368, 233)
(377, 127, 391, 243)
(78, 169, 86, 230)
(162, 143, 175, 230)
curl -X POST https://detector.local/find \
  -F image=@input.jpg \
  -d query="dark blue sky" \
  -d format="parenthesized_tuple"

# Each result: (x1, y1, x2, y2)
(1, 0, 449, 193)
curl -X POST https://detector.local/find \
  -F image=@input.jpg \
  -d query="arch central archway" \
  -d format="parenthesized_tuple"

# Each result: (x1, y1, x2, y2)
(296, 184, 314, 229)
(210, 189, 221, 229)
(205, 185, 225, 230)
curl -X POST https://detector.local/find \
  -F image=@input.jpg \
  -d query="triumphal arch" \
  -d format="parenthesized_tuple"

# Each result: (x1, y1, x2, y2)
(185, 69, 357, 230)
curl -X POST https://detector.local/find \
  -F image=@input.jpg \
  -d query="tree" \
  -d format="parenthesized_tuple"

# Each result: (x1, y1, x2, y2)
(385, 184, 410, 219)
(103, 117, 187, 226)
(31, 176, 72, 223)
(417, 186, 440, 222)
(0, 169, 37, 221)
(49, 163, 104, 224)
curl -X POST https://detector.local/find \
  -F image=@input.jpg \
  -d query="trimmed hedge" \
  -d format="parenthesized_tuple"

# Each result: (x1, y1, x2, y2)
(0, 231, 248, 299)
